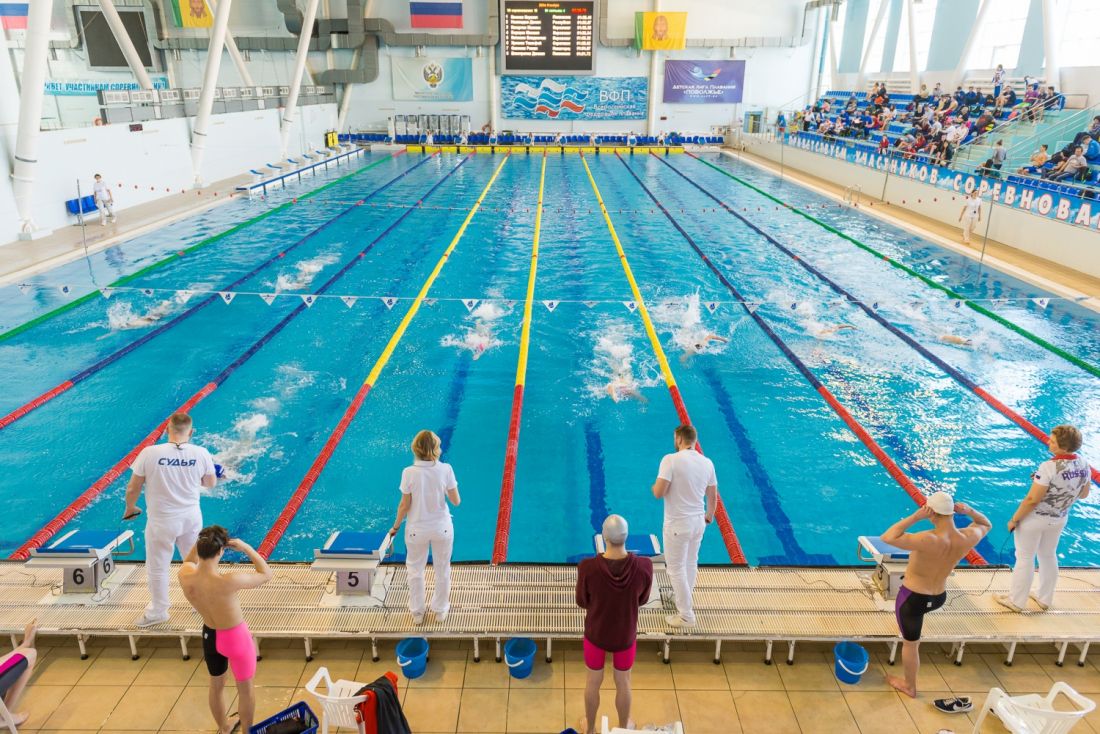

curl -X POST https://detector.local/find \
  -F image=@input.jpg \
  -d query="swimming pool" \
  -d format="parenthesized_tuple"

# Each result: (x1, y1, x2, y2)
(2, 149, 1098, 566)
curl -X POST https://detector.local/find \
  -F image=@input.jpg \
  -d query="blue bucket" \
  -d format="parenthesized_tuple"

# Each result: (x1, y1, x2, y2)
(833, 642, 869, 685)
(504, 637, 537, 680)
(396, 637, 429, 680)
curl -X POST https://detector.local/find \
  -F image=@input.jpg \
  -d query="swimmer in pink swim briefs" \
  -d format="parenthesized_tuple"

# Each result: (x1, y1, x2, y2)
(179, 527, 273, 734)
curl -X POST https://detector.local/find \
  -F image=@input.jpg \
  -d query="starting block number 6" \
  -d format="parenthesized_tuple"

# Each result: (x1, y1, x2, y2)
(65, 557, 116, 594)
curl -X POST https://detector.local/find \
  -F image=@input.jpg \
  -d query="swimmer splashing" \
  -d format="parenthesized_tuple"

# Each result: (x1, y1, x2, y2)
(441, 302, 508, 360)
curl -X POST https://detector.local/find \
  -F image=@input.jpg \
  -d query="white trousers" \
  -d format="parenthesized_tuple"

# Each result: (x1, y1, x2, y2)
(663, 516, 706, 623)
(1008, 513, 1067, 608)
(961, 212, 979, 242)
(405, 524, 454, 616)
(96, 199, 114, 223)
(145, 510, 202, 616)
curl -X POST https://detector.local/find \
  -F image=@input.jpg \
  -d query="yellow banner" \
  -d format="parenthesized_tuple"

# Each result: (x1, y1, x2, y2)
(636, 12, 687, 50)
(175, 0, 213, 28)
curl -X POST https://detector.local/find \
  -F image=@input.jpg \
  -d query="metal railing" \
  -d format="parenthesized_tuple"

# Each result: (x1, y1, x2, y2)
(1002, 101, 1100, 161)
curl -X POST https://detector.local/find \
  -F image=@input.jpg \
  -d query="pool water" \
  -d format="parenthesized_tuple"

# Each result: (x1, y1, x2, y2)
(1, 150, 1098, 566)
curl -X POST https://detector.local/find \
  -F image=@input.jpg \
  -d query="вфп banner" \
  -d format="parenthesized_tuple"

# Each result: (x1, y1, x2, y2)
(501, 76, 648, 120)
(663, 60, 745, 104)
(391, 57, 473, 102)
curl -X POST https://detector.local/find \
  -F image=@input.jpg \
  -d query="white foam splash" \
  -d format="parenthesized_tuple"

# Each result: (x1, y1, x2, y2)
(585, 320, 661, 402)
(208, 413, 271, 487)
(650, 293, 730, 360)
(274, 252, 340, 292)
(441, 301, 510, 360)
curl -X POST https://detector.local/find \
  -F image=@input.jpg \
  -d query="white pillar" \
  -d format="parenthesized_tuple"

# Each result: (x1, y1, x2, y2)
(858, 0, 890, 90)
(98, 0, 154, 89)
(222, 30, 254, 87)
(953, 0, 992, 88)
(336, 46, 363, 133)
(12, 0, 52, 236)
(1041, 0, 1060, 89)
(279, 0, 321, 159)
(906, 0, 919, 92)
(826, 18, 839, 90)
(190, 0, 234, 186)
(488, 50, 500, 133)
(807, 6, 824, 107)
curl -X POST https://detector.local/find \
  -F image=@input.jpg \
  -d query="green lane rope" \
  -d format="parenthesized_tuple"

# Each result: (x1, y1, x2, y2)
(691, 154, 1100, 379)
(0, 153, 394, 344)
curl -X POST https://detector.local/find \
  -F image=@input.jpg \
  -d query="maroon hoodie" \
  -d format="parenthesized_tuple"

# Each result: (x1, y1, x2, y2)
(575, 553, 654, 652)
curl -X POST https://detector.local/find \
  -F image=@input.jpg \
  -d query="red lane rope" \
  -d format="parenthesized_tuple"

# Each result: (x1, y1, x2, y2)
(0, 382, 75, 430)
(492, 384, 526, 565)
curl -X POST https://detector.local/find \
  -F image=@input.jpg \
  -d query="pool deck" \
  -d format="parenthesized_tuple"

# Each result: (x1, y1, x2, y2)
(4, 561, 1100, 732)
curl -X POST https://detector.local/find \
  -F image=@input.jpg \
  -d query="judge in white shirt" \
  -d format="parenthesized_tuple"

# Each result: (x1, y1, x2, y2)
(652, 424, 717, 628)
(93, 173, 116, 225)
(389, 430, 461, 624)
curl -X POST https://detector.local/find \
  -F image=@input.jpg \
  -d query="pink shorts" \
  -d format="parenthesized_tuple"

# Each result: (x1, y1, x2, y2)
(583, 638, 637, 672)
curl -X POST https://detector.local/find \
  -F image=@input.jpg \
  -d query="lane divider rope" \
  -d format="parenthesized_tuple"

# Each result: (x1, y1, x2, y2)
(657, 154, 1100, 486)
(258, 153, 511, 559)
(491, 153, 547, 565)
(0, 152, 402, 344)
(580, 154, 748, 566)
(0, 154, 431, 433)
(8, 153, 466, 560)
(616, 153, 987, 566)
(687, 152, 1100, 380)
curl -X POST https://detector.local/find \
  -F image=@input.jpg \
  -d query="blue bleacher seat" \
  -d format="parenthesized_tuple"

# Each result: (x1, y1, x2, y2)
(65, 195, 97, 216)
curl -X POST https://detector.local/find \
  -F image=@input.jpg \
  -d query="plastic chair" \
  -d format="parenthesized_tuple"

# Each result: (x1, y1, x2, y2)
(305, 666, 368, 734)
(601, 717, 684, 734)
(971, 683, 1095, 734)
(0, 696, 18, 734)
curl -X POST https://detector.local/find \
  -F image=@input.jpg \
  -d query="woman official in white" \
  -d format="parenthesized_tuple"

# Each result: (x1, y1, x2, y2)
(389, 430, 461, 624)
(994, 425, 1091, 612)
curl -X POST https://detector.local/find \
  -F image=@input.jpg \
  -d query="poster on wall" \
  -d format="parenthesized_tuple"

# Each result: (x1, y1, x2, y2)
(501, 76, 647, 119)
(635, 12, 687, 50)
(45, 76, 170, 96)
(391, 57, 473, 102)
(170, 0, 212, 28)
(663, 60, 745, 104)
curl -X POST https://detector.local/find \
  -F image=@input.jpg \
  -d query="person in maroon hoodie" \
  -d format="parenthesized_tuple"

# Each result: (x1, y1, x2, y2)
(576, 515, 654, 734)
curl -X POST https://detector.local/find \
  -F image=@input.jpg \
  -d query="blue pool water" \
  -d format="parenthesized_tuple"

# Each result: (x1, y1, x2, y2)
(1, 150, 1098, 565)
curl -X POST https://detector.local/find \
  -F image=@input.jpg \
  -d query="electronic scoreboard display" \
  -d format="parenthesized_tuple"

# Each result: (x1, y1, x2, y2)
(500, 0, 596, 75)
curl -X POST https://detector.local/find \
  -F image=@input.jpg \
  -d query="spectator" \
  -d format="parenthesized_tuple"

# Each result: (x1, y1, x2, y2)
(994, 425, 1090, 613)
(992, 63, 1006, 98)
(964, 86, 979, 107)
(1046, 146, 1088, 182)
(1048, 85, 1065, 110)
(776, 112, 787, 137)
(953, 85, 966, 106)
(1089, 116, 1100, 138)
(977, 157, 997, 179)
(821, 99, 832, 114)
(1018, 144, 1050, 174)
(990, 139, 1007, 175)
(653, 424, 716, 628)
(389, 430, 461, 625)
(1023, 84, 1041, 121)
(125, 411, 217, 628)
(915, 84, 929, 105)
(932, 81, 944, 98)
(878, 135, 890, 154)
(92, 173, 116, 226)
(424, 129, 434, 145)
(576, 515, 654, 734)
(0, 620, 37, 727)
(845, 95, 858, 114)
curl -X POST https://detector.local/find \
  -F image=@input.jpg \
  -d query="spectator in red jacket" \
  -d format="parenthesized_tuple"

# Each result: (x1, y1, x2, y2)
(576, 515, 654, 734)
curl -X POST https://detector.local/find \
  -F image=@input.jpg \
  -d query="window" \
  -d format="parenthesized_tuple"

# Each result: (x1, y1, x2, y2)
(1058, 0, 1100, 68)
(964, 0, 1030, 71)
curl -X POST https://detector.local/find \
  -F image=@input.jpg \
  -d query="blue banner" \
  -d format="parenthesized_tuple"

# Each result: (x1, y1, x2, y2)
(663, 60, 745, 104)
(391, 57, 473, 102)
(501, 76, 648, 120)
(787, 132, 1100, 231)
(45, 76, 170, 96)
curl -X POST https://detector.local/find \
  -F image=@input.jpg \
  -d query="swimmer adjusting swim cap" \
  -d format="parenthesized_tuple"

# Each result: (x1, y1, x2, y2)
(927, 491, 954, 515)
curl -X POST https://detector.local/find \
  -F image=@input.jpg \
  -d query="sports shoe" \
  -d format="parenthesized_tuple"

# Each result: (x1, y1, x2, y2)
(412, 612, 424, 625)
(992, 593, 1023, 612)
(665, 614, 696, 628)
(933, 696, 973, 714)
(1029, 594, 1051, 611)
(434, 609, 449, 623)
(134, 611, 169, 628)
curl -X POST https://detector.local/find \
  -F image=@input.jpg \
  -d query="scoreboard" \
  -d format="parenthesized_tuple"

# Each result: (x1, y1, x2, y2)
(500, 0, 596, 75)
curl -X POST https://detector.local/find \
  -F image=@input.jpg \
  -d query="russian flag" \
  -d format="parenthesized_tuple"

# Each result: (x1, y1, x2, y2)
(0, 2, 28, 30)
(410, 1, 462, 29)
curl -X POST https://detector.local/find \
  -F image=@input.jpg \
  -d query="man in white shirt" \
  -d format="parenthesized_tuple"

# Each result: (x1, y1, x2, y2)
(93, 173, 116, 226)
(652, 424, 717, 627)
(124, 412, 218, 627)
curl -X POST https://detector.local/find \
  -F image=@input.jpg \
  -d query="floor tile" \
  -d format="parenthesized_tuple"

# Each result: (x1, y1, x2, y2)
(407, 648, 468, 688)
(506, 687, 565, 733)
(77, 646, 148, 686)
(102, 685, 182, 730)
(1036, 659, 1100, 693)
(899, 689, 979, 733)
(404, 686, 462, 732)
(296, 646, 366, 688)
(723, 653, 784, 691)
(670, 651, 730, 691)
(457, 688, 509, 732)
(625, 658, 675, 691)
(507, 657, 564, 690)
(629, 689, 680, 729)
(932, 654, 1004, 693)
(161, 685, 237, 731)
(29, 650, 101, 686)
(980, 653, 1055, 694)
(252, 648, 308, 688)
(788, 690, 859, 734)
(776, 652, 840, 691)
(5, 684, 72, 731)
(130, 647, 202, 687)
(249, 686, 296, 723)
(565, 687, 618, 734)
(842, 691, 920, 734)
(43, 685, 128, 730)
(730, 690, 799, 734)
(677, 689, 741, 734)
(467, 657, 518, 689)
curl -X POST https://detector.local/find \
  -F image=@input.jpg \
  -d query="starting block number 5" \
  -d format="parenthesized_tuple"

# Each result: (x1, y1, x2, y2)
(336, 570, 368, 595)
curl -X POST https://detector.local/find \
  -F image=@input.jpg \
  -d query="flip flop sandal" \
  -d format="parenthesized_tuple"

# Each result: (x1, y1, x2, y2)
(933, 696, 973, 713)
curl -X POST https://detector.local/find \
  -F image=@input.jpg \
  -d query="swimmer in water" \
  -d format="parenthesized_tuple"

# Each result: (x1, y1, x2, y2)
(117, 298, 177, 329)
(679, 334, 728, 364)
(939, 334, 973, 347)
(605, 358, 648, 403)
(815, 324, 857, 338)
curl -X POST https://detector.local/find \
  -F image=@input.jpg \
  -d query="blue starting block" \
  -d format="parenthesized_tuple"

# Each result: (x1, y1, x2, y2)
(857, 535, 910, 600)
(594, 533, 664, 608)
(311, 531, 393, 604)
(27, 529, 135, 595)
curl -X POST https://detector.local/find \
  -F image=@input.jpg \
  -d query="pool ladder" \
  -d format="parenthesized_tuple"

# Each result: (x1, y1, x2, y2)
(843, 184, 863, 206)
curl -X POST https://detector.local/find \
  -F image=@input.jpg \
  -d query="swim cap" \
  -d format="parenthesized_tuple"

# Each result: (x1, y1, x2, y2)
(927, 491, 954, 515)
(602, 515, 629, 545)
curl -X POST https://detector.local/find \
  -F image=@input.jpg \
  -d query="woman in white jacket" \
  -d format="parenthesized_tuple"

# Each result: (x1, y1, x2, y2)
(389, 430, 461, 624)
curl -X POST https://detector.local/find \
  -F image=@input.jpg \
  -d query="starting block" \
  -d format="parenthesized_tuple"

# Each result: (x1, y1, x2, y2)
(594, 533, 664, 608)
(312, 531, 394, 606)
(26, 529, 134, 595)
(857, 536, 910, 600)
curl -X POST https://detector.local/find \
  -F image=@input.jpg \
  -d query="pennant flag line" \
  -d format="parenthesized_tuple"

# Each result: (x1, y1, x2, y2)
(101, 287, 115, 299)
(543, 300, 559, 312)
(624, 301, 637, 312)
(341, 296, 358, 308)
(301, 295, 315, 307)
(381, 296, 398, 309)
(462, 299, 479, 312)
(260, 293, 277, 305)
(705, 302, 718, 313)
(219, 292, 235, 304)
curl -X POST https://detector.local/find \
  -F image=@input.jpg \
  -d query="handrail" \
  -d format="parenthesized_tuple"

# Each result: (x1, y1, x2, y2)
(1003, 101, 1100, 160)
(952, 95, 1064, 156)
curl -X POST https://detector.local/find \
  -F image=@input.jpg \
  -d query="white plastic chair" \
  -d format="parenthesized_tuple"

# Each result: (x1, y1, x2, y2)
(304, 667, 368, 734)
(601, 716, 684, 734)
(0, 697, 18, 734)
(971, 682, 1095, 734)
